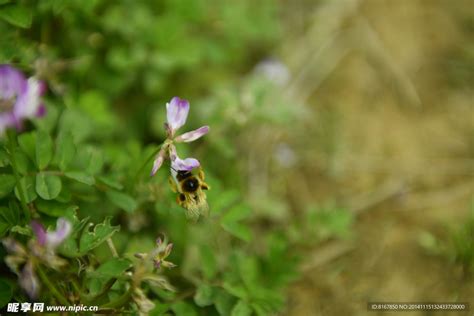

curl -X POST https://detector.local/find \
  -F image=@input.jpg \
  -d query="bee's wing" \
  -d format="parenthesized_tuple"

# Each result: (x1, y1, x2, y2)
(185, 206, 200, 222)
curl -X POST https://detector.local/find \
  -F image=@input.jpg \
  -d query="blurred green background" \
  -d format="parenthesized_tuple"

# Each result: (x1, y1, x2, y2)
(0, 0, 473, 315)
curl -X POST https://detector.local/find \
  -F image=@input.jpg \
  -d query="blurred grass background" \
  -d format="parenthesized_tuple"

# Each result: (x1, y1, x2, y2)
(1, 0, 473, 314)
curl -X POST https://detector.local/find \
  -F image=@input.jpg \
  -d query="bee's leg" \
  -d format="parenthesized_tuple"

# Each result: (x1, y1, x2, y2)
(168, 176, 178, 193)
(198, 169, 210, 190)
(176, 193, 186, 207)
(198, 168, 205, 181)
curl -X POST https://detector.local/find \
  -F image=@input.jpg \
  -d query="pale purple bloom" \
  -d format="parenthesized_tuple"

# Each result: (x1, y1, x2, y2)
(166, 97, 189, 135)
(0, 65, 46, 135)
(168, 143, 200, 171)
(150, 96, 209, 175)
(1, 217, 71, 299)
(174, 126, 210, 143)
(19, 261, 40, 299)
(31, 218, 72, 249)
(150, 237, 175, 269)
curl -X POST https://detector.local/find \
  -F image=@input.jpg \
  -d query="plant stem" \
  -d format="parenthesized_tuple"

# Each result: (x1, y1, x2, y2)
(37, 265, 70, 306)
(85, 278, 117, 304)
(100, 287, 133, 309)
(6, 130, 30, 222)
(107, 237, 118, 257)
(132, 144, 163, 186)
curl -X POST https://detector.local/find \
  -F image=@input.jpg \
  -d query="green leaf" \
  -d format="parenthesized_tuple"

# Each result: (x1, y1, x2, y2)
(79, 217, 119, 253)
(214, 289, 236, 316)
(58, 217, 89, 257)
(149, 302, 170, 316)
(35, 173, 62, 200)
(0, 205, 20, 237)
(18, 132, 36, 163)
(88, 258, 132, 280)
(36, 200, 78, 217)
(55, 132, 76, 171)
(0, 205, 19, 226)
(171, 302, 198, 316)
(221, 221, 252, 242)
(231, 300, 252, 316)
(222, 282, 248, 300)
(194, 284, 215, 307)
(106, 190, 137, 213)
(97, 175, 123, 190)
(0, 147, 9, 167)
(13, 149, 31, 175)
(0, 174, 16, 198)
(0, 4, 32, 28)
(10, 225, 31, 236)
(36, 131, 53, 170)
(76, 146, 103, 175)
(64, 171, 95, 185)
(0, 278, 13, 308)
(14, 176, 37, 203)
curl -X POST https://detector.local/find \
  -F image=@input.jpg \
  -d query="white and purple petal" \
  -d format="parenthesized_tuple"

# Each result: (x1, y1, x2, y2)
(31, 221, 47, 247)
(13, 77, 46, 120)
(171, 156, 200, 171)
(45, 218, 72, 249)
(166, 97, 189, 132)
(19, 261, 40, 299)
(0, 64, 27, 99)
(175, 125, 209, 143)
(150, 147, 167, 176)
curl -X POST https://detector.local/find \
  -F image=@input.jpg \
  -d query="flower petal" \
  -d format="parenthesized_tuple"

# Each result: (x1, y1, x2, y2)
(31, 221, 47, 246)
(175, 125, 210, 143)
(171, 156, 200, 171)
(150, 147, 166, 176)
(45, 218, 72, 249)
(166, 97, 189, 132)
(14, 77, 45, 120)
(1, 238, 26, 255)
(0, 64, 27, 99)
(19, 261, 40, 299)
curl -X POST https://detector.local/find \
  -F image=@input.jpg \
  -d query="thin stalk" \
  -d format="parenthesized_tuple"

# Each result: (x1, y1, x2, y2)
(132, 144, 164, 186)
(100, 287, 133, 309)
(107, 238, 118, 257)
(37, 265, 70, 306)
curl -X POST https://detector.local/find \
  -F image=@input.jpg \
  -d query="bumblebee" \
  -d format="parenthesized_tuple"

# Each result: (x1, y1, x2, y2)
(169, 167, 210, 220)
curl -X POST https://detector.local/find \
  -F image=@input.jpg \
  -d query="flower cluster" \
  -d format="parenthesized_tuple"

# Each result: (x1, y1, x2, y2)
(0, 65, 46, 135)
(2, 218, 72, 298)
(150, 97, 209, 175)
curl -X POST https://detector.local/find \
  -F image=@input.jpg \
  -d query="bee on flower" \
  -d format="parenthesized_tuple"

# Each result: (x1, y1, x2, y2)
(2, 218, 72, 299)
(150, 97, 210, 220)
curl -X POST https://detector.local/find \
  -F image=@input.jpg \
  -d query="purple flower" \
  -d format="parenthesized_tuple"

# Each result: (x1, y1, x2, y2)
(150, 237, 175, 269)
(168, 143, 200, 172)
(150, 96, 209, 175)
(0, 65, 46, 135)
(1, 217, 71, 299)
(32, 218, 72, 250)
